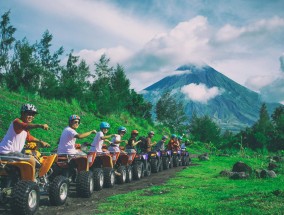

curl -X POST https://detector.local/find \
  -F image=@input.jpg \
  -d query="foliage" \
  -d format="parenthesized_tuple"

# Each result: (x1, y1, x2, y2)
(155, 91, 188, 133)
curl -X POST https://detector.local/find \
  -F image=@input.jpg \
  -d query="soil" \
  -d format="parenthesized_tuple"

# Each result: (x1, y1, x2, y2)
(1, 165, 193, 215)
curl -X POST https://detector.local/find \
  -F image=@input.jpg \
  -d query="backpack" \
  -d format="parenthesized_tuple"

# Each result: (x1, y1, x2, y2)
(137, 136, 147, 152)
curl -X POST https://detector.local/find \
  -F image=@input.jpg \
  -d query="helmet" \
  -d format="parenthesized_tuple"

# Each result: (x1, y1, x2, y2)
(100, 122, 110, 129)
(148, 131, 155, 135)
(21, 104, 38, 114)
(178, 136, 183, 140)
(69, 115, 80, 124)
(131, 130, 139, 135)
(162, 135, 168, 140)
(171, 134, 177, 138)
(118, 126, 127, 133)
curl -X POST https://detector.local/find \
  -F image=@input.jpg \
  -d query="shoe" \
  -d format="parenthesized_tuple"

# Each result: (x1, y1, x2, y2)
(114, 171, 121, 176)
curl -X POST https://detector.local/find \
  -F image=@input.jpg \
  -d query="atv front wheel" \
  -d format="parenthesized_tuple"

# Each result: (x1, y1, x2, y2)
(49, 175, 69, 206)
(103, 168, 115, 188)
(11, 181, 39, 215)
(173, 156, 179, 167)
(144, 162, 151, 177)
(162, 157, 170, 170)
(76, 171, 94, 198)
(150, 159, 159, 173)
(116, 166, 127, 184)
(125, 166, 133, 183)
(133, 162, 143, 180)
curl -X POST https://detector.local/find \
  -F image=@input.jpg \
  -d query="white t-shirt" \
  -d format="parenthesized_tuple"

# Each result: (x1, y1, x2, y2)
(0, 121, 27, 154)
(90, 131, 104, 152)
(57, 127, 78, 154)
(108, 135, 121, 152)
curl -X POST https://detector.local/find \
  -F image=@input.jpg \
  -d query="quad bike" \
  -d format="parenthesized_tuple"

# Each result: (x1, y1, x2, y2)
(148, 150, 163, 173)
(52, 148, 94, 198)
(180, 147, 191, 166)
(172, 150, 182, 167)
(161, 150, 173, 170)
(125, 149, 143, 180)
(132, 152, 151, 178)
(0, 142, 69, 215)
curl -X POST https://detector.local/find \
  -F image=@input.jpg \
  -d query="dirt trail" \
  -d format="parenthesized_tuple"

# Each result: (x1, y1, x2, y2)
(0, 165, 190, 215)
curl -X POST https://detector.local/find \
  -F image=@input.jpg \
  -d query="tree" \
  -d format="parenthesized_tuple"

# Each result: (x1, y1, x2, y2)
(189, 114, 221, 144)
(270, 106, 284, 151)
(6, 38, 41, 93)
(156, 91, 188, 133)
(35, 30, 64, 98)
(0, 10, 16, 85)
(110, 64, 131, 112)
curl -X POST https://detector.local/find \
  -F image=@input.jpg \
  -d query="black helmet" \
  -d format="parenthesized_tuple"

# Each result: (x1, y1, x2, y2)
(21, 104, 38, 114)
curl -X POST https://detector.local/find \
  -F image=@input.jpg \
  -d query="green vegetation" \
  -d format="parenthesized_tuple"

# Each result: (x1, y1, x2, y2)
(0, 88, 170, 150)
(96, 153, 284, 215)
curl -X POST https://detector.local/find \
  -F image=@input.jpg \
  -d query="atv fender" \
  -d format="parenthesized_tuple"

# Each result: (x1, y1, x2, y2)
(39, 154, 57, 177)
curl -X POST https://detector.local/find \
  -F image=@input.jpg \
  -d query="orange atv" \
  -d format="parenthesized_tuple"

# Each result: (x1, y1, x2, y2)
(51, 147, 94, 198)
(0, 142, 69, 215)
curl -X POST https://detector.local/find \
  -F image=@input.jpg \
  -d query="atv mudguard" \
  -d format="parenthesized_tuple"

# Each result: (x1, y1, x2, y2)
(38, 154, 57, 177)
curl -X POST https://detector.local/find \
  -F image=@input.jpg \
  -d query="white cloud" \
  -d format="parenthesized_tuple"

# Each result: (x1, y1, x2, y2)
(244, 75, 278, 92)
(280, 54, 284, 72)
(260, 76, 284, 103)
(180, 83, 223, 103)
(23, 0, 166, 48)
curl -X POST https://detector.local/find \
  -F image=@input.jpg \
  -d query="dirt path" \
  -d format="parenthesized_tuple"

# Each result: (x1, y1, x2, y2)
(1, 165, 189, 215)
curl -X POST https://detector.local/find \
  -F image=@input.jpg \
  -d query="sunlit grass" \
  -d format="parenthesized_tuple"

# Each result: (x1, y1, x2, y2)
(96, 155, 284, 215)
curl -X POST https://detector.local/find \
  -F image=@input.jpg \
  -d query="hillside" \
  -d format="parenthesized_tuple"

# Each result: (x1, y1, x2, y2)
(0, 89, 168, 149)
(142, 64, 282, 132)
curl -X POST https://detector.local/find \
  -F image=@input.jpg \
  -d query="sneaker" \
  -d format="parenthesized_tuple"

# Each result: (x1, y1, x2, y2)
(114, 171, 121, 176)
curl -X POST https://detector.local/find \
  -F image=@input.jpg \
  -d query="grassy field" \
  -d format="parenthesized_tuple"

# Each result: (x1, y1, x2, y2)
(0, 89, 170, 150)
(96, 153, 284, 215)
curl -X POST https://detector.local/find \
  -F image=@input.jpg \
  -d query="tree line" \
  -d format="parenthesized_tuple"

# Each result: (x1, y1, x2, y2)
(0, 11, 152, 119)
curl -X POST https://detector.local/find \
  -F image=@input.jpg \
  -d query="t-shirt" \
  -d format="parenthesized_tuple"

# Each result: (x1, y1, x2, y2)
(90, 131, 104, 152)
(155, 140, 165, 151)
(108, 135, 121, 152)
(57, 127, 78, 154)
(0, 118, 35, 154)
(126, 137, 136, 149)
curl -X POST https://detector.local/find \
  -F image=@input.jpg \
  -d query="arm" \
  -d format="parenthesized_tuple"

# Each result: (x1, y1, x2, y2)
(26, 132, 50, 148)
(132, 140, 141, 147)
(75, 130, 97, 139)
(26, 123, 49, 130)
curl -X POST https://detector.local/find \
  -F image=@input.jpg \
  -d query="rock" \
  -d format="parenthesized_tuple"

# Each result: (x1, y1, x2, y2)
(272, 156, 283, 162)
(268, 162, 278, 170)
(260, 169, 277, 178)
(229, 172, 249, 180)
(219, 170, 233, 177)
(232, 161, 252, 173)
(198, 153, 209, 161)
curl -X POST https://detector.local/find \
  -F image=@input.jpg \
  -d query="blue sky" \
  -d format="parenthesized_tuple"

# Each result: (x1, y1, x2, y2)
(1, 0, 284, 104)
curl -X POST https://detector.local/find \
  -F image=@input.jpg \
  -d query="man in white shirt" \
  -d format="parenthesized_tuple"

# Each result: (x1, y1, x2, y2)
(57, 115, 96, 155)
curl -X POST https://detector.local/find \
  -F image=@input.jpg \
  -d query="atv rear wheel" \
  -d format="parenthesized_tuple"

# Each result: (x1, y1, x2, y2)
(158, 159, 163, 172)
(150, 159, 159, 173)
(125, 166, 133, 183)
(49, 175, 69, 206)
(103, 168, 115, 188)
(173, 156, 179, 167)
(132, 162, 143, 180)
(162, 157, 170, 170)
(11, 181, 39, 215)
(76, 171, 94, 198)
(116, 166, 127, 184)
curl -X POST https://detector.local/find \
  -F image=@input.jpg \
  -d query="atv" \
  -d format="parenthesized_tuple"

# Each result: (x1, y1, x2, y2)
(125, 149, 143, 181)
(148, 150, 163, 173)
(0, 144, 69, 215)
(180, 147, 191, 166)
(161, 150, 173, 170)
(52, 151, 94, 198)
(132, 152, 151, 178)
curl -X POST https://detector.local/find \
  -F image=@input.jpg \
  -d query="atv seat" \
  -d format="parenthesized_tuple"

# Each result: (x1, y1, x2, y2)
(0, 155, 31, 162)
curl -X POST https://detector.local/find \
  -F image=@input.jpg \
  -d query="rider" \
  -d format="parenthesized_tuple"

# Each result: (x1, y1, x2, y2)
(89, 122, 115, 152)
(0, 104, 50, 180)
(167, 134, 179, 151)
(125, 130, 141, 151)
(57, 115, 97, 155)
(145, 131, 156, 152)
(154, 135, 168, 151)
(108, 126, 127, 152)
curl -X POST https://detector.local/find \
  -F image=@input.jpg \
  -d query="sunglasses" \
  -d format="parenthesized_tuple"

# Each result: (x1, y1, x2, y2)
(72, 120, 80, 124)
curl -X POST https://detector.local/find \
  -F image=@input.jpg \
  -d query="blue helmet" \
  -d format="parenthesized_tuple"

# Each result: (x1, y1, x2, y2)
(171, 134, 177, 138)
(69, 115, 80, 123)
(178, 136, 183, 140)
(118, 126, 127, 133)
(100, 122, 110, 129)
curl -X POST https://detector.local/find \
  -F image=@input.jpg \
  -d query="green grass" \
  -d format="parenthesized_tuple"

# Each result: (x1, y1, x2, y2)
(0, 88, 170, 151)
(96, 155, 284, 215)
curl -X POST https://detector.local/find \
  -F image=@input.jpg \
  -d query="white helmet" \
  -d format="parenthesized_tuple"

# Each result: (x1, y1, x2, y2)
(21, 104, 38, 114)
